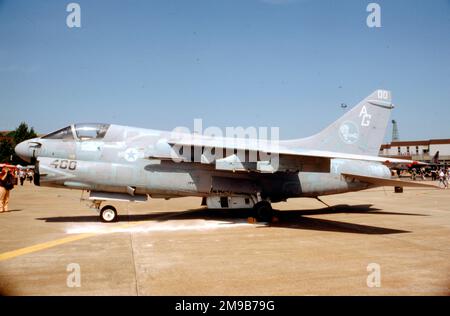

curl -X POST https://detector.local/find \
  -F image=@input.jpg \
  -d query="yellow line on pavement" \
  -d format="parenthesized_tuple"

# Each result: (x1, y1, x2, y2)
(0, 222, 144, 262)
(0, 233, 96, 262)
(0, 210, 196, 262)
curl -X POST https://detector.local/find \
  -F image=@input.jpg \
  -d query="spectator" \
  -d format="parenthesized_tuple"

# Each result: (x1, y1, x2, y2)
(0, 167, 15, 213)
(439, 169, 448, 189)
(27, 169, 33, 183)
(431, 169, 437, 181)
(411, 169, 417, 181)
(420, 168, 426, 181)
(18, 168, 26, 186)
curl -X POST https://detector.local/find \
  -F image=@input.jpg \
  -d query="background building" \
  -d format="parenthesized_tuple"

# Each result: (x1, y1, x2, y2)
(380, 139, 450, 164)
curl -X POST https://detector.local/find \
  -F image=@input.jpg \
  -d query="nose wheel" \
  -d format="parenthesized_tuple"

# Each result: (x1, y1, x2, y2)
(100, 205, 118, 223)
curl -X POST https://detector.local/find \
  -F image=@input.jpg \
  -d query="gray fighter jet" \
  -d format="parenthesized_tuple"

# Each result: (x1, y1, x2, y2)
(15, 90, 432, 222)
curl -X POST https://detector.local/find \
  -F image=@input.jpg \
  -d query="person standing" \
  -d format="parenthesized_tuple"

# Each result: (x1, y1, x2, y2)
(27, 169, 33, 183)
(439, 169, 448, 189)
(411, 168, 417, 181)
(18, 168, 26, 186)
(420, 168, 426, 181)
(0, 167, 15, 213)
(430, 169, 436, 181)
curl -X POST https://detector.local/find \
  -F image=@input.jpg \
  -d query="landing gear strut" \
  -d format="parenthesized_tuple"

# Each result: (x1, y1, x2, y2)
(253, 201, 273, 222)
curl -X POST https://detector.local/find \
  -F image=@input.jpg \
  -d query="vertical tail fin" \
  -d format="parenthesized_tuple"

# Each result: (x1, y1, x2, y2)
(285, 90, 393, 156)
(432, 151, 440, 164)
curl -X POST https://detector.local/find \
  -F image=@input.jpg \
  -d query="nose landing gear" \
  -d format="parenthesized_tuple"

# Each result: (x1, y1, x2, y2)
(100, 205, 118, 223)
(89, 200, 118, 223)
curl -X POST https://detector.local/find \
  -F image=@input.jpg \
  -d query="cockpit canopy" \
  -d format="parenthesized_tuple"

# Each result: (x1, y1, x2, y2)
(74, 123, 110, 140)
(42, 123, 110, 141)
(42, 126, 74, 140)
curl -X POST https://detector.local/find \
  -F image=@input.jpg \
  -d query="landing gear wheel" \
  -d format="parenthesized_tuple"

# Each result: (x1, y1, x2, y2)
(100, 205, 118, 223)
(253, 201, 273, 222)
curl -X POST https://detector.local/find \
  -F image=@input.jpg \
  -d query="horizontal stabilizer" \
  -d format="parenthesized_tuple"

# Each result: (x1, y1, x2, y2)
(342, 173, 438, 188)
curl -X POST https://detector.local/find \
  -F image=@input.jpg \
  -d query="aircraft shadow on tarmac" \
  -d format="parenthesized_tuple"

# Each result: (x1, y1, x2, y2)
(36, 204, 427, 235)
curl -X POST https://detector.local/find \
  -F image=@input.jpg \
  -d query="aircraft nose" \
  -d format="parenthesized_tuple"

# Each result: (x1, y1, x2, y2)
(15, 141, 32, 162)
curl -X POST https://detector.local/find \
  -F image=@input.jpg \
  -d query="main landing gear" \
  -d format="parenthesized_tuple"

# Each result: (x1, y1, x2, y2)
(253, 200, 274, 222)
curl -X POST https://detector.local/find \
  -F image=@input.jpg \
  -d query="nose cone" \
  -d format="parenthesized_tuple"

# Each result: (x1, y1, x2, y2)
(15, 141, 32, 163)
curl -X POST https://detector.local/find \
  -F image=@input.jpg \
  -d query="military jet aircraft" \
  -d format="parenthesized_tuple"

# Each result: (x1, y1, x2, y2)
(15, 90, 433, 222)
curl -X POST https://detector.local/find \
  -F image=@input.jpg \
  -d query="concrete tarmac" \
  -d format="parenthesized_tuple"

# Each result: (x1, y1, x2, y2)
(0, 183, 449, 295)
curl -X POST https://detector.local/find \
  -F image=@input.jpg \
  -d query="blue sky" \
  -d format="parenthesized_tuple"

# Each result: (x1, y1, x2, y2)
(0, 0, 449, 142)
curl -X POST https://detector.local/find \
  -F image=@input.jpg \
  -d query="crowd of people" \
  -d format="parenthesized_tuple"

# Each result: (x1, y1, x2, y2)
(18, 168, 34, 185)
(0, 166, 35, 213)
(397, 167, 450, 189)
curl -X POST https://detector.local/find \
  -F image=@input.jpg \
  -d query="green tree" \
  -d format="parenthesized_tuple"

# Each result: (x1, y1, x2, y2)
(12, 122, 37, 145)
(0, 122, 38, 165)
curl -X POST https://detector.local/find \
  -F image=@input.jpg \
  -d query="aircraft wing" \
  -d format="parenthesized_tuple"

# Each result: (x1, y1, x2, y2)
(163, 135, 420, 171)
(341, 173, 437, 188)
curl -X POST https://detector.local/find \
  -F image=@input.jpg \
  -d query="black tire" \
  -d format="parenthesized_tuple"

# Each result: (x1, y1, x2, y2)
(253, 201, 273, 222)
(100, 205, 118, 223)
